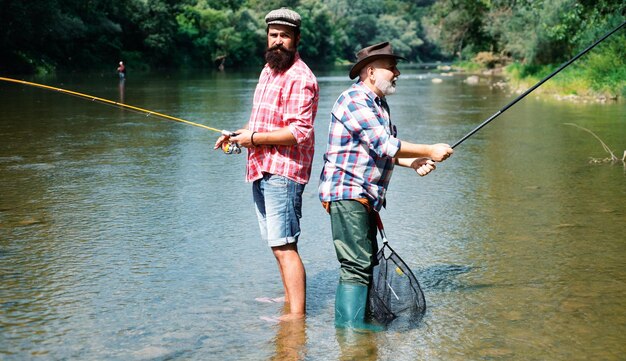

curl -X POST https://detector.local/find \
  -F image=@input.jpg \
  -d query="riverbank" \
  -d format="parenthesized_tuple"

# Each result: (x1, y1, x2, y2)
(449, 51, 625, 103)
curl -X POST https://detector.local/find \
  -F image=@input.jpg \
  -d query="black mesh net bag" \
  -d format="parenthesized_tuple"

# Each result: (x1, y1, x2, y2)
(368, 214, 426, 327)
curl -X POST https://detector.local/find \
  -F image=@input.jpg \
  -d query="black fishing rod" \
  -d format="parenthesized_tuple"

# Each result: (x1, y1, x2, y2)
(451, 20, 626, 149)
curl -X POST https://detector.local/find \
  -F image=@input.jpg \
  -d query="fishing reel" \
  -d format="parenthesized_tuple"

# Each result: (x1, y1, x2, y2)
(221, 130, 241, 155)
(222, 142, 241, 154)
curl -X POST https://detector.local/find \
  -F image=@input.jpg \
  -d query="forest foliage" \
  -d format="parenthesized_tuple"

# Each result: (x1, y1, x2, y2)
(0, 0, 624, 94)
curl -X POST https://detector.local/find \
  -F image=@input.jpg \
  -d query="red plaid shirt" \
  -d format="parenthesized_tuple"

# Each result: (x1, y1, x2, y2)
(246, 54, 319, 184)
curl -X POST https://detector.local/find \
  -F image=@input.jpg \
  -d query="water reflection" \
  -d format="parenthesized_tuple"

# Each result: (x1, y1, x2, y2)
(270, 313, 307, 361)
(336, 328, 379, 361)
(118, 78, 125, 103)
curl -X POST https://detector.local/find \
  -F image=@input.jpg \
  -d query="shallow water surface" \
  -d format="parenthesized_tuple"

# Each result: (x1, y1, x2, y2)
(1, 69, 625, 360)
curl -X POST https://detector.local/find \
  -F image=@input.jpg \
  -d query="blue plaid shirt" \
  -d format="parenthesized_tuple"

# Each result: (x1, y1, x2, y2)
(318, 82, 401, 211)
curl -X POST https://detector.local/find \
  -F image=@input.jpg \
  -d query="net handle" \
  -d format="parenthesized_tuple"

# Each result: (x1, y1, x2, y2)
(374, 212, 388, 244)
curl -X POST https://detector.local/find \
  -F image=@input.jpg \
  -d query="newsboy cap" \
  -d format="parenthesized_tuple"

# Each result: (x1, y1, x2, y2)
(265, 8, 301, 28)
(349, 41, 406, 79)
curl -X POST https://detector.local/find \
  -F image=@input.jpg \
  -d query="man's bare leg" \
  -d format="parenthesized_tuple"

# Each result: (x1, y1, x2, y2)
(276, 258, 290, 305)
(272, 243, 306, 320)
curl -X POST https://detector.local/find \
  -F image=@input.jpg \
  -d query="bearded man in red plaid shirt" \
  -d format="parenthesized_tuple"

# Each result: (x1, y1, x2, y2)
(318, 42, 453, 329)
(215, 8, 318, 321)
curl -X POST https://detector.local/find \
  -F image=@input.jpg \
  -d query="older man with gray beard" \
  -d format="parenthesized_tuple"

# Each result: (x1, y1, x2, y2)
(318, 41, 453, 330)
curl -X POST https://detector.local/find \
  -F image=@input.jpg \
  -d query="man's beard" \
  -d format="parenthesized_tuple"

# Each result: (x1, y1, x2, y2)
(265, 45, 296, 73)
(374, 77, 397, 96)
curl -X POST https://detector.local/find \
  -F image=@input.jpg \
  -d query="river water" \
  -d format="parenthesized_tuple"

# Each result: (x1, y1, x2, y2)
(1, 68, 625, 360)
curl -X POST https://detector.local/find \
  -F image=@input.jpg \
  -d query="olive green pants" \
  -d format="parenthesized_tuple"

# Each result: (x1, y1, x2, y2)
(329, 200, 379, 286)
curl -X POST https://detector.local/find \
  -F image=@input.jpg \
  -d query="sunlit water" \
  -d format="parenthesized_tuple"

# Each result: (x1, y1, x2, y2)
(1, 68, 625, 360)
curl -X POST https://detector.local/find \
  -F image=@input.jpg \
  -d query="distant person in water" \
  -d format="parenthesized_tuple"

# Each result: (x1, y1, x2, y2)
(117, 61, 126, 79)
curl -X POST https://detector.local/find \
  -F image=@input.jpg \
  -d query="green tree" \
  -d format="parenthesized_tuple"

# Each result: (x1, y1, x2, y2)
(140, 0, 182, 66)
(176, 2, 264, 68)
(216, 8, 265, 67)
(484, 0, 583, 64)
(0, 0, 127, 73)
(296, 0, 336, 66)
(1, 0, 621, 87)
(176, 3, 230, 66)
(244, 0, 300, 13)
(375, 15, 424, 61)
(422, 0, 490, 60)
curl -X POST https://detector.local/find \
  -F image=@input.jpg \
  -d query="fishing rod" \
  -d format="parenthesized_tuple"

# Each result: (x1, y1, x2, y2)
(451, 20, 626, 149)
(0, 76, 241, 154)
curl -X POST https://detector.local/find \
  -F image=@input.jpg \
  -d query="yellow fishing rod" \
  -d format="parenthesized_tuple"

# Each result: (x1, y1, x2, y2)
(0, 76, 241, 154)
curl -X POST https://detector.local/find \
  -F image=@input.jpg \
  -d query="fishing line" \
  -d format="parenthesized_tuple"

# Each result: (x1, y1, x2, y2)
(451, 20, 626, 149)
(0, 76, 224, 133)
(0, 76, 242, 153)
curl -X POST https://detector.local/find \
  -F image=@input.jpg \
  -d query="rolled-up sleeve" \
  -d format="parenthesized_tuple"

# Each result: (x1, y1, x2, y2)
(285, 75, 318, 144)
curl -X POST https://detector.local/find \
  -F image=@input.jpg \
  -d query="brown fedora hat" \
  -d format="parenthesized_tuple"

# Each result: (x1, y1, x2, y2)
(349, 41, 406, 79)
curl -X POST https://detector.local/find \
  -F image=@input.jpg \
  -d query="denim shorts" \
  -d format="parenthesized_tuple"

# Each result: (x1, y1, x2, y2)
(252, 173, 305, 247)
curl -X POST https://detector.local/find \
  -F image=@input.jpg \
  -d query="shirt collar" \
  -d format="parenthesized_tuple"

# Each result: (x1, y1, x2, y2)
(354, 81, 386, 106)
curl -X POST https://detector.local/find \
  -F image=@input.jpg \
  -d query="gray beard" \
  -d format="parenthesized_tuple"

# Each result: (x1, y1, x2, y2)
(375, 78, 396, 95)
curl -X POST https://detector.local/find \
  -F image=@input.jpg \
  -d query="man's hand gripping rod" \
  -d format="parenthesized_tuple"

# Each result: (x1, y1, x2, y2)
(220, 130, 242, 154)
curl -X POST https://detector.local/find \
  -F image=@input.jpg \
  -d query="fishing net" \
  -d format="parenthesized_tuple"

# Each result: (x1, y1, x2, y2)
(369, 215, 426, 327)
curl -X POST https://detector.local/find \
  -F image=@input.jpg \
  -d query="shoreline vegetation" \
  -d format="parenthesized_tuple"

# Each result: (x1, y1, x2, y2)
(1, 1, 623, 103)
(446, 46, 625, 103)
